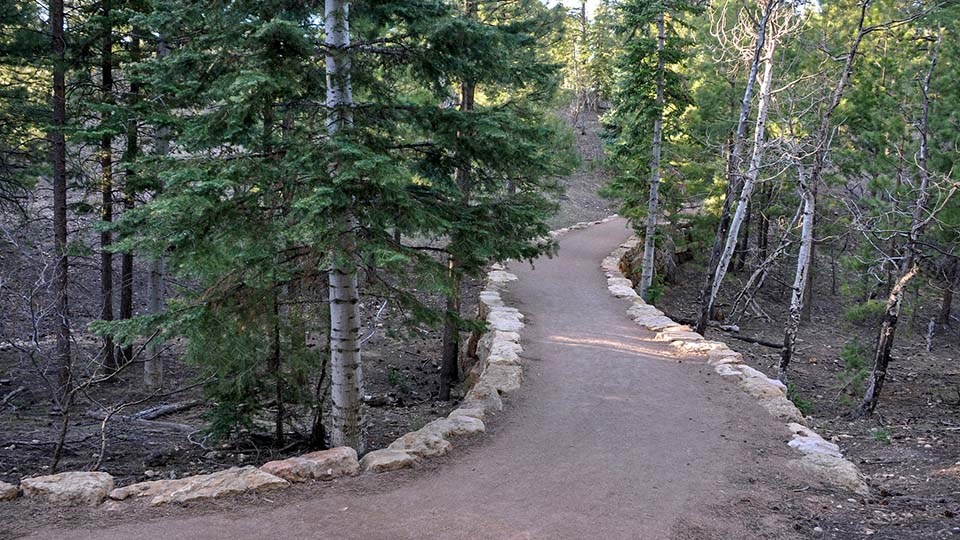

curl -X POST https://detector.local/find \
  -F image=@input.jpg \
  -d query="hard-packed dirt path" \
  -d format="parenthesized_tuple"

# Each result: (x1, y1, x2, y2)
(21, 218, 807, 540)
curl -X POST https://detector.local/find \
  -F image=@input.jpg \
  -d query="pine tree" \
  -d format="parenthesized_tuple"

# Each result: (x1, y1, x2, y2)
(603, 0, 699, 300)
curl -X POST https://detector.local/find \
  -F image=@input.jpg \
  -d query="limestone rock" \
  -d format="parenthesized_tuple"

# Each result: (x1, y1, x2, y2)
(671, 339, 726, 353)
(448, 407, 485, 422)
(421, 416, 485, 439)
(388, 431, 451, 458)
(714, 363, 743, 378)
(0, 481, 19, 501)
(707, 348, 742, 365)
(790, 453, 869, 495)
(757, 395, 807, 425)
(360, 450, 419, 473)
(789, 436, 843, 459)
(487, 351, 521, 366)
(486, 270, 518, 290)
(109, 467, 287, 506)
(786, 423, 842, 458)
(655, 330, 703, 342)
(487, 311, 524, 333)
(481, 364, 523, 393)
(21, 471, 114, 506)
(260, 446, 359, 483)
(607, 277, 639, 298)
(736, 365, 785, 390)
(739, 376, 787, 400)
(463, 381, 503, 414)
(488, 336, 522, 358)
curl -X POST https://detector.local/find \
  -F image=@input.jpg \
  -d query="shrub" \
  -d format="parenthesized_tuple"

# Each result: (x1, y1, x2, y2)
(843, 299, 886, 325)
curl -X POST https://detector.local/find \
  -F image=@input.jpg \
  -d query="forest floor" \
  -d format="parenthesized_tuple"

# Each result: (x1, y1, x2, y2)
(0, 108, 615, 490)
(657, 258, 960, 539)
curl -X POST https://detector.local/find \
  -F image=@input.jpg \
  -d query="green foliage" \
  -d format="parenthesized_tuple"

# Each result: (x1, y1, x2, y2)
(602, 0, 703, 224)
(844, 300, 887, 325)
(94, 0, 574, 438)
(871, 427, 892, 445)
(0, 1, 48, 208)
(838, 340, 871, 401)
(787, 383, 815, 416)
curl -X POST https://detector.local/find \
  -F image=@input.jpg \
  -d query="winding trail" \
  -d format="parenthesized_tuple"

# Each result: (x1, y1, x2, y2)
(29, 218, 802, 540)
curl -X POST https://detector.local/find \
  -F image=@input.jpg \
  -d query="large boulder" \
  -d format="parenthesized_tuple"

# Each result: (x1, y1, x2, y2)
(109, 466, 288, 506)
(0, 481, 19, 501)
(21, 471, 114, 506)
(360, 449, 419, 473)
(260, 446, 360, 483)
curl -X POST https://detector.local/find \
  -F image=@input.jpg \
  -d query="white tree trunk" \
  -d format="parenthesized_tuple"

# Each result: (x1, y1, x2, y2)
(639, 13, 665, 301)
(778, 165, 814, 382)
(695, 0, 774, 334)
(704, 18, 779, 317)
(325, 0, 364, 451)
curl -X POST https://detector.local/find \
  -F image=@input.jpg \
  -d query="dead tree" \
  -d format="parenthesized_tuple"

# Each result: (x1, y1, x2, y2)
(696, 0, 776, 334)
(859, 30, 942, 415)
(701, 0, 794, 333)
(778, 158, 814, 383)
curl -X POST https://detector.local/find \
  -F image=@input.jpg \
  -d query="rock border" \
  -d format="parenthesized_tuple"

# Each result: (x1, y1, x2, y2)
(6, 233, 544, 507)
(603, 235, 869, 496)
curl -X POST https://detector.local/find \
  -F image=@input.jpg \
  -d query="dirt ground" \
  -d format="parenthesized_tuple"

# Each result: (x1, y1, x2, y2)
(655, 253, 960, 539)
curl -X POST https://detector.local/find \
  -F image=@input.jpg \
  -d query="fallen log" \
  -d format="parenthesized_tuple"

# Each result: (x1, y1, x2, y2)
(720, 332, 781, 349)
(133, 399, 203, 420)
(85, 410, 196, 433)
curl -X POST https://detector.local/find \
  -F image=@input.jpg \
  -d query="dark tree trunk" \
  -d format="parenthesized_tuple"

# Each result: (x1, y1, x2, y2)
(859, 31, 940, 416)
(939, 257, 957, 326)
(440, 0, 477, 401)
(50, 0, 71, 410)
(271, 289, 284, 446)
(99, 0, 115, 371)
(118, 33, 141, 364)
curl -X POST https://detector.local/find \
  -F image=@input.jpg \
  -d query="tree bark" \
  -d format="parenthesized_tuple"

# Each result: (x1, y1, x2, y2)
(938, 257, 956, 326)
(50, 0, 71, 410)
(325, 0, 364, 452)
(144, 36, 170, 390)
(859, 30, 940, 416)
(801, 2, 872, 322)
(639, 12, 665, 301)
(701, 12, 779, 332)
(440, 0, 477, 400)
(778, 165, 814, 383)
(696, 0, 774, 334)
(119, 31, 141, 365)
(99, 0, 116, 371)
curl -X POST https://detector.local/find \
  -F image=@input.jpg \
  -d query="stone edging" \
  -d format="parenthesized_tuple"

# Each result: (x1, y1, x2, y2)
(0, 244, 535, 507)
(603, 235, 869, 496)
